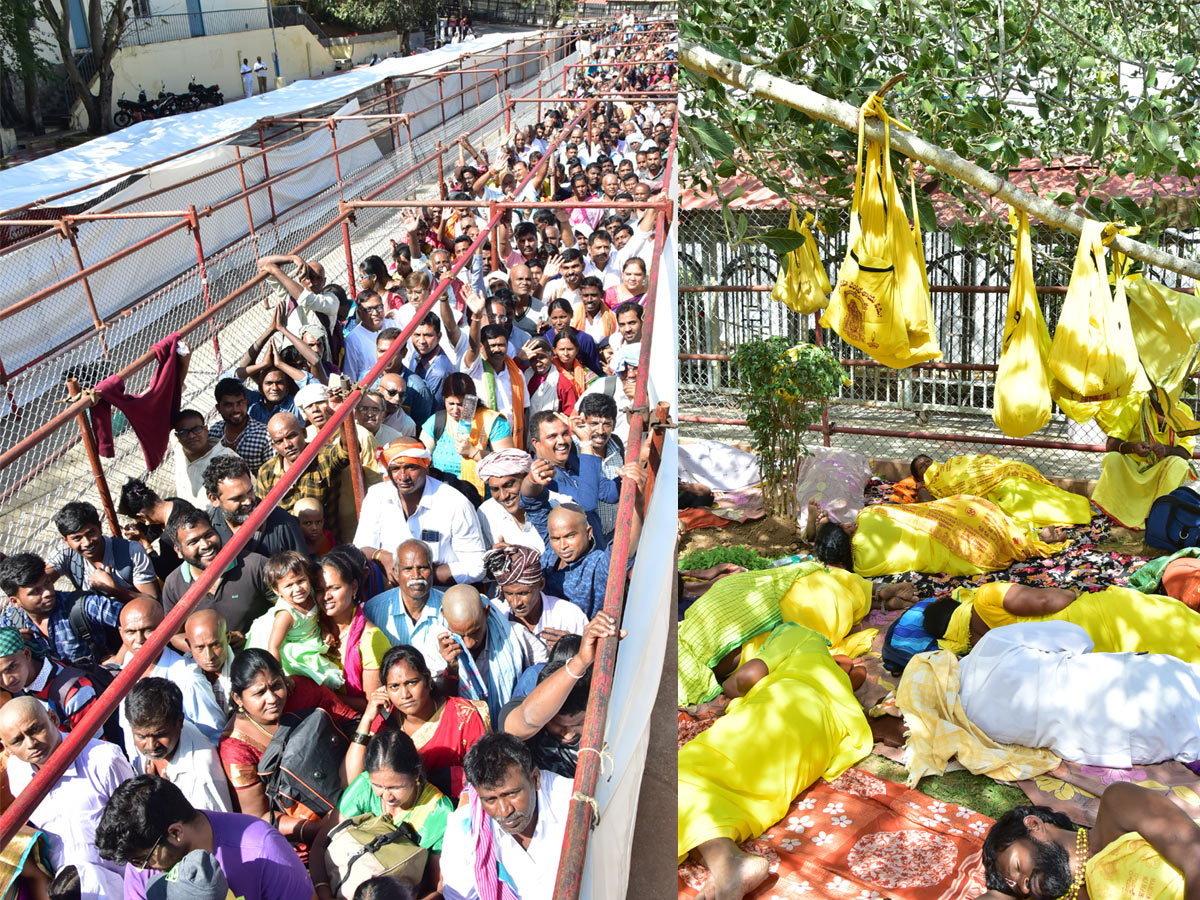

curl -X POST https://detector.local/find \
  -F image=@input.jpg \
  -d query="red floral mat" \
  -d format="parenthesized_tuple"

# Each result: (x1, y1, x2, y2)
(678, 767, 993, 900)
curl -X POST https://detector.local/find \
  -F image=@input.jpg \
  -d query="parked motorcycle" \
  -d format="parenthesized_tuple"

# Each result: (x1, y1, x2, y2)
(187, 78, 224, 108)
(113, 89, 158, 128)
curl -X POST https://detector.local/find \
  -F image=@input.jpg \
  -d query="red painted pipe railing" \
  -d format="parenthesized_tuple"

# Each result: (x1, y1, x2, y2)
(552, 108, 677, 900)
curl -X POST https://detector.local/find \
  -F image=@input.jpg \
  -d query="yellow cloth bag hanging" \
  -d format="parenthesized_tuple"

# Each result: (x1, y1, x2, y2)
(994, 209, 1054, 437)
(821, 94, 941, 368)
(1127, 275, 1200, 402)
(771, 207, 832, 314)
(1048, 221, 1139, 419)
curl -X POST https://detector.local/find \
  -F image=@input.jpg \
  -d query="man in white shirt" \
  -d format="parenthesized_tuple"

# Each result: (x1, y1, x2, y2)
(581, 230, 622, 291)
(239, 58, 253, 98)
(958, 621, 1200, 768)
(483, 546, 587, 662)
(354, 439, 488, 585)
(125, 677, 233, 813)
(477, 450, 550, 552)
(1, 697, 135, 900)
(343, 290, 400, 381)
(363, 538, 448, 676)
(462, 288, 529, 438)
(116, 598, 227, 748)
(441, 733, 572, 900)
(253, 56, 268, 93)
(541, 248, 585, 308)
(257, 256, 341, 349)
(172, 409, 239, 508)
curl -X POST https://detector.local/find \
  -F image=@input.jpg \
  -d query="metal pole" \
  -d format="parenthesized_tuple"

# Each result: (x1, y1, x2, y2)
(341, 415, 366, 516)
(233, 145, 258, 251)
(65, 377, 121, 537)
(811, 315, 832, 447)
(60, 220, 110, 358)
(436, 142, 446, 199)
(257, 123, 278, 222)
(267, 0, 280, 78)
(187, 206, 222, 372)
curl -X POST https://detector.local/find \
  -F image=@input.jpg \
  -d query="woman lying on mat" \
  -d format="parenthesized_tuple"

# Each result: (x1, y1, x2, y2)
(922, 581, 1200, 662)
(813, 497, 1069, 578)
(679, 623, 878, 900)
(909, 453, 1092, 528)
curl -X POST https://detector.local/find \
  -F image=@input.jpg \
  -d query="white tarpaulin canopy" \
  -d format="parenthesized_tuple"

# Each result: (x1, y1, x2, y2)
(0, 29, 539, 212)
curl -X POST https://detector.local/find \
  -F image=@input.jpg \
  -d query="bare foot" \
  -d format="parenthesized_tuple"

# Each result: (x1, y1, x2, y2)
(1039, 526, 1069, 542)
(833, 656, 868, 690)
(696, 838, 770, 900)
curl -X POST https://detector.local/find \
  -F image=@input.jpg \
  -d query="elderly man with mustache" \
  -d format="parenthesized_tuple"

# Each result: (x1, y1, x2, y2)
(363, 538, 449, 677)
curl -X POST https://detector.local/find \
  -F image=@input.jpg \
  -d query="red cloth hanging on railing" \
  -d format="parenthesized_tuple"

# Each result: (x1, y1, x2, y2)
(89, 332, 183, 470)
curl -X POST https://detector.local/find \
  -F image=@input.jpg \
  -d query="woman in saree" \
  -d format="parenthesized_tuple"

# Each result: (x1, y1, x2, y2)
(317, 550, 393, 710)
(679, 623, 874, 900)
(911, 453, 1092, 527)
(677, 560, 915, 708)
(343, 644, 488, 801)
(419, 373, 514, 495)
(923, 580, 1200, 662)
(218, 649, 358, 850)
(1091, 386, 1198, 529)
(813, 496, 1068, 578)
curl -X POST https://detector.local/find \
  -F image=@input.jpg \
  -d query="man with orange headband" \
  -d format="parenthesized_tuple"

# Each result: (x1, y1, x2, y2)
(354, 437, 488, 585)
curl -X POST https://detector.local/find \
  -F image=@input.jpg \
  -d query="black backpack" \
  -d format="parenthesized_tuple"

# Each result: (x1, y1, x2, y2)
(45, 658, 123, 745)
(67, 593, 125, 664)
(257, 708, 350, 822)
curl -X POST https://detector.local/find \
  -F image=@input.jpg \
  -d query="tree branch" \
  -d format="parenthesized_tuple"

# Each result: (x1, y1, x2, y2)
(681, 39, 1200, 281)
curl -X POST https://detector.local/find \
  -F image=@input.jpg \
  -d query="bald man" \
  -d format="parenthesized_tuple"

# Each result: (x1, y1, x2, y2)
(1, 697, 135, 900)
(254, 411, 350, 537)
(184, 609, 233, 713)
(377, 372, 418, 437)
(116, 598, 226, 747)
(521, 455, 646, 617)
(437, 584, 539, 724)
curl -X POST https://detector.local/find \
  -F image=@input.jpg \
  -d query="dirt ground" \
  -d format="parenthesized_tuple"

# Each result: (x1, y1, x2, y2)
(678, 514, 808, 562)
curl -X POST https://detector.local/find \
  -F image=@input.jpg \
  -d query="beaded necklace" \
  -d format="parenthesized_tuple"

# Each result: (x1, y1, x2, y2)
(1060, 827, 1089, 900)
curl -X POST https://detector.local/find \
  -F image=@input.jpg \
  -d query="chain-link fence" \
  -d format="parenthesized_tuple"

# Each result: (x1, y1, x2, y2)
(680, 206, 1200, 479)
(0, 34, 580, 558)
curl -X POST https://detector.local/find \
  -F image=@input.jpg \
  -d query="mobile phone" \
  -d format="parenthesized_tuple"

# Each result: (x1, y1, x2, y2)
(459, 395, 478, 434)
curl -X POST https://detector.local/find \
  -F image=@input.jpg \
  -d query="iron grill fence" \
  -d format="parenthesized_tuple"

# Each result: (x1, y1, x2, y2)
(679, 206, 1200, 479)
(123, 4, 332, 47)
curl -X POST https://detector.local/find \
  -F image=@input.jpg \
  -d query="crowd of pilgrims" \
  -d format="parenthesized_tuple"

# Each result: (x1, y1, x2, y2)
(0, 38, 677, 900)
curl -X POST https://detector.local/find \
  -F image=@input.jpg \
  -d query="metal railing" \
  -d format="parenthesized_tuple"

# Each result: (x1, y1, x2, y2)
(123, 4, 332, 47)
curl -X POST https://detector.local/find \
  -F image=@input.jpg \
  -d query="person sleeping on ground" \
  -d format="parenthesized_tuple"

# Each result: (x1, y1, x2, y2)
(1129, 546, 1200, 610)
(950, 621, 1200, 768)
(812, 498, 1068, 579)
(678, 623, 875, 900)
(976, 781, 1200, 900)
(909, 453, 1092, 528)
(921, 580, 1200, 661)
(1090, 386, 1198, 530)
(677, 561, 916, 707)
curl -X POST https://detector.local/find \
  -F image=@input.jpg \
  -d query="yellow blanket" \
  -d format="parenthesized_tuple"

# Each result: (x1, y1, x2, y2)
(925, 455, 1092, 527)
(852, 495, 1062, 577)
(895, 649, 1059, 786)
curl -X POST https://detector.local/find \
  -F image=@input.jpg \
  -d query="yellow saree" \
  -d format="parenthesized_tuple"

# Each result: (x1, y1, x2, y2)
(851, 496, 1061, 577)
(1085, 831, 1184, 900)
(924, 455, 1092, 527)
(1091, 390, 1197, 529)
(966, 582, 1200, 662)
(678, 624, 873, 860)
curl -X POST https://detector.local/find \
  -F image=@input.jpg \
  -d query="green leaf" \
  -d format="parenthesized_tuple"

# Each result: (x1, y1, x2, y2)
(736, 213, 749, 239)
(749, 227, 808, 256)
(1145, 121, 1169, 153)
(849, 0, 876, 10)
(686, 116, 737, 159)
(1174, 56, 1197, 76)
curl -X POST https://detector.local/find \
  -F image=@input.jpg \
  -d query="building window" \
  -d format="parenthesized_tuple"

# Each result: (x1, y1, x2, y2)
(131, 0, 151, 16)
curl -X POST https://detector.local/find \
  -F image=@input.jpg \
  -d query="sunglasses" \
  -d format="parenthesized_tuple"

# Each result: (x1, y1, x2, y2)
(174, 425, 207, 438)
(130, 834, 165, 871)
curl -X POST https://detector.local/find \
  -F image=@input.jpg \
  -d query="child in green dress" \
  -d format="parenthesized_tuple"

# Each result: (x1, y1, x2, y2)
(249, 550, 344, 688)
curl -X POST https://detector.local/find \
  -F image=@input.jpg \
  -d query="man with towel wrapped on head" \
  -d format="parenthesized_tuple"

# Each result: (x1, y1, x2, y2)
(476, 449, 559, 553)
(485, 545, 587, 661)
(355, 437, 488, 585)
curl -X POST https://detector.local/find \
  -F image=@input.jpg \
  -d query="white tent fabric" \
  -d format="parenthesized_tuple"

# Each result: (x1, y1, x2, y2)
(579, 218, 679, 900)
(0, 29, 539, 212)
